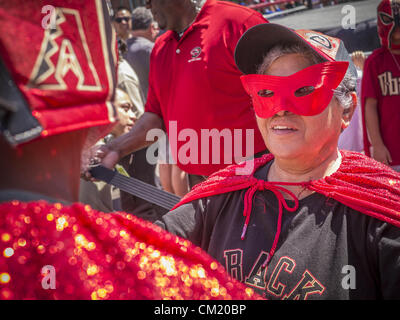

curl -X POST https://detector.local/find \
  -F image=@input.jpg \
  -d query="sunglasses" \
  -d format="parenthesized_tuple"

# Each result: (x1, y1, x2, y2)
(114, 17, 131, 23)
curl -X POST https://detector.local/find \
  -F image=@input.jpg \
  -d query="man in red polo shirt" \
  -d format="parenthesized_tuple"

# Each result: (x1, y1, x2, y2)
(98, 0, 267, 188)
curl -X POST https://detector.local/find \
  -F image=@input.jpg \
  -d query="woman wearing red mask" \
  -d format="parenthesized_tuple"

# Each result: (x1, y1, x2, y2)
(156, 23, 400, 300)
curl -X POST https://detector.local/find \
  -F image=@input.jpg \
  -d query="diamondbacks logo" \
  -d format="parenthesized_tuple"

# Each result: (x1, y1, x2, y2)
(309, 34, 332, 50)
(30, 7, 101, 91)
(378, 71, 400, 96)
(299, 31, 340, 60)
(188, 46, 202, 63)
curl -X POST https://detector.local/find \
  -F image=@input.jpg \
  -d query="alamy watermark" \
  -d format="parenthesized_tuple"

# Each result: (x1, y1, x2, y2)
(41, 5, 56, 30)
(145, 121, 256, 175)
(341, 5, 356, 30)
(41, 265, 56, 289)
(341, 265, 356, 290)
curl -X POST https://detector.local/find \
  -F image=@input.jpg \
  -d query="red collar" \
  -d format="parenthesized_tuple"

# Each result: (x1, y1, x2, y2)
(173, 150, 400, 267)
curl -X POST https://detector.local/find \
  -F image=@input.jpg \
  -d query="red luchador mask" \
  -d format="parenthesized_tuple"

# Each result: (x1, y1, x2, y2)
(240, 61, 348, 119)
(378, 0, 400, 49)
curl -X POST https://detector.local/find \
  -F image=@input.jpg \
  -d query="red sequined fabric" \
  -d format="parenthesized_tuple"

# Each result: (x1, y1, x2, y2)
(175, 150, 400, 228)
(0, 201, 261, 300)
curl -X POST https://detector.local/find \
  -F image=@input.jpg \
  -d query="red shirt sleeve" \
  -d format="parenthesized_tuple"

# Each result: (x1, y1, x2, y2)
(243, 11, 268, 29)
(229, 11, 268, 54)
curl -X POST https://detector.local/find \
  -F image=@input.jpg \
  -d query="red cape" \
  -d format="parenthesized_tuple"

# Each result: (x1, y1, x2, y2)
(173, 150, 400, 266)
(174, 150, 400, 228)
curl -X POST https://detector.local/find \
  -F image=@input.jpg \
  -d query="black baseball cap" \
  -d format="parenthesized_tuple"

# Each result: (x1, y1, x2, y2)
(234, 23, 357, 78)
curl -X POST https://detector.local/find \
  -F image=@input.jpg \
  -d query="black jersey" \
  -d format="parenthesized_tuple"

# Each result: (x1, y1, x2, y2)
(156, 162, 400, 300)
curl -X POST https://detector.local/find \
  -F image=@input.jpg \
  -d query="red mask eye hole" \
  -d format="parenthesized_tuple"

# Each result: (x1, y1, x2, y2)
(294, 86, 315, 97)
(257, 89, 274, 98)
(379, 12, 393, 25)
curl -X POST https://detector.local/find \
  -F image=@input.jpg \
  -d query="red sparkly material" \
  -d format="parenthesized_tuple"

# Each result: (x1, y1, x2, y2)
(174, 150, 400, 263)
(0, 201, 261, 300)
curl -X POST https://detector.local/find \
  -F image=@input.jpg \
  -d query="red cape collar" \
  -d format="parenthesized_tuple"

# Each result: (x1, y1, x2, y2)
(173, 150, 400, 228)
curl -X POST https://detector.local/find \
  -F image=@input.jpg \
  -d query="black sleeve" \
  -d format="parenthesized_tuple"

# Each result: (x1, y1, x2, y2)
(155, 192, 238, 251)
(154, 199, 207, 247)
(374, 223, 400, 299)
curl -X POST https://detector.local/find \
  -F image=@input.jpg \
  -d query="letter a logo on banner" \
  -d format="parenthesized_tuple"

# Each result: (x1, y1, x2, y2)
(30, 7, 101, 92)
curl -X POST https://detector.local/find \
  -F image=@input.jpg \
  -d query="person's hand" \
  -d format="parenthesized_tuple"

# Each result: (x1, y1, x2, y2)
(371, 143, 392, 166)
(81, 144, 121, 181)
(96, 144, 120, 170)
(351, 51, 366, 71)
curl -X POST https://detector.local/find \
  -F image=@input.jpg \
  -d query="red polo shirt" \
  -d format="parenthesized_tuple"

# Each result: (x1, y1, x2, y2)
(145, 0, 267, 176)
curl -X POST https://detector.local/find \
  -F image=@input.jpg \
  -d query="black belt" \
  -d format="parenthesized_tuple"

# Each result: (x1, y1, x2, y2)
(89, 165, 181, 211)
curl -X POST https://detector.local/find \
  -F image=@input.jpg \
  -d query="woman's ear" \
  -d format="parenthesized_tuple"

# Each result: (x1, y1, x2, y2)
(341, 92, 357, 131)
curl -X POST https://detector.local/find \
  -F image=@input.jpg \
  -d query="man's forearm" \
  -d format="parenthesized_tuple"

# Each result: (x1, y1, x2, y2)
(107, 111, 164, 158)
